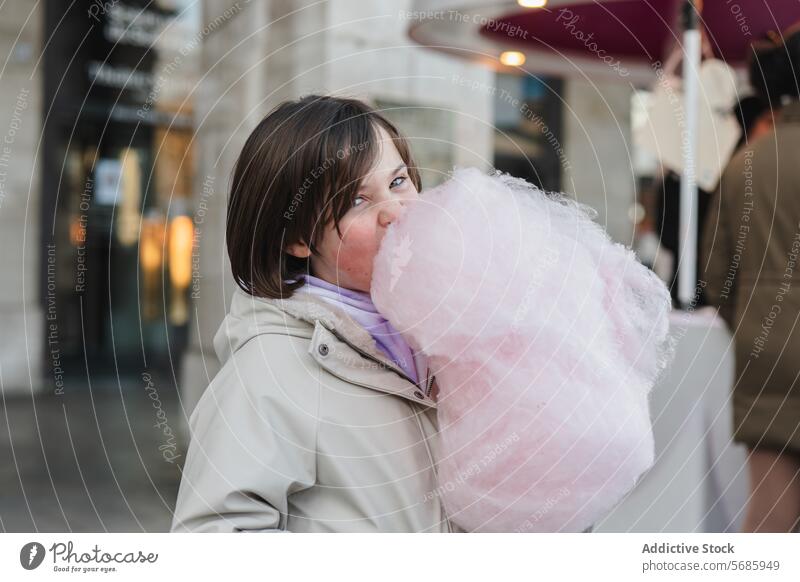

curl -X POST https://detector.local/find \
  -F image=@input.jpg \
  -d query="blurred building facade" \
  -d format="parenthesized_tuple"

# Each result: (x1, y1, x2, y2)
(0, 1, 637, 413)
(0, 2, 44, 395)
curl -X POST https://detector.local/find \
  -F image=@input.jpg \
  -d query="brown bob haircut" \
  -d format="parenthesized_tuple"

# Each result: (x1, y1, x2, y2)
(226, 94, 422, 299)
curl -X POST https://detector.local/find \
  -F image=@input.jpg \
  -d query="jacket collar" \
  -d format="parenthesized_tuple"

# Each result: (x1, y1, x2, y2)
(270, 291, 384, 361)
(263, 291, 437, 409)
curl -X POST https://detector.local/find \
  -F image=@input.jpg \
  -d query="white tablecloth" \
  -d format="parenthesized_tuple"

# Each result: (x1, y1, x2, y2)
(594, 308, 750, 532)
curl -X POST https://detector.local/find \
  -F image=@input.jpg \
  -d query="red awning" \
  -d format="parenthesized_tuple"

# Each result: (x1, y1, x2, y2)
(481, 0, 799, 64)
(409, 0, 800, 82)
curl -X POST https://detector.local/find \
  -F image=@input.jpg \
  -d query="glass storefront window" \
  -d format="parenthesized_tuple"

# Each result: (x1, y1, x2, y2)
(493, 73, 564, 192)
(43, 0, 200, 375)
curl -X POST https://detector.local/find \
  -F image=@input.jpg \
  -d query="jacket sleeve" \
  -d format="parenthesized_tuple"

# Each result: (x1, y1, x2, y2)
(171, 334, 319, 532)
(701, 173, 736, 326)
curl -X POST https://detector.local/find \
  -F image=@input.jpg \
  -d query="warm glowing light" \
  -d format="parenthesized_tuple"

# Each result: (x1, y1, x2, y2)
(117, 148, 142, 247)
(500, 51, 526, 67)
(168, 214, 194, 325)
(168, 215, 194, 289)
(140, 213, 166, 321)
(518, 0, 547, 7)
(69, 217, 86, 246)
(140, 219, 165, 272)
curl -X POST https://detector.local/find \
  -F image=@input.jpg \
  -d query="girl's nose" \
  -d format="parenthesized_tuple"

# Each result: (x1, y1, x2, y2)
(377, 199, 406, 227)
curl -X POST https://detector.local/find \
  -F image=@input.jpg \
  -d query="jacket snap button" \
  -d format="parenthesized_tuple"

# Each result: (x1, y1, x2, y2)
(318, 343, 329, 356)
(413, 390, 425, 400)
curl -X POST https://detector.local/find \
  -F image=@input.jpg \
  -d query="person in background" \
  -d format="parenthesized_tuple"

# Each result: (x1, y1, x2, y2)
(649, 169, 712, 307)
(733, 95, 773, 151)
(701, 25, 800, 533)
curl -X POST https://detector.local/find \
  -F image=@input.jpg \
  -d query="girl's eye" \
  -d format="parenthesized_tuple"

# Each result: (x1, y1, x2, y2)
(390, 176, 407, 189)
(351, 175, 408, 209)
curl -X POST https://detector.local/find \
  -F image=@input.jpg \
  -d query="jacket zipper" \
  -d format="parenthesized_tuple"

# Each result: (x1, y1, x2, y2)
(425, 367, 434, 397)
(309, 361, 452, 532)
(410, 403, 453, 532)
(323, 325, 452, 531)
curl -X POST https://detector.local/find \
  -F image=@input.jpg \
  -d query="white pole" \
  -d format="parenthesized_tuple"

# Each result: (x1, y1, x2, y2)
(678, 4, 701, 308)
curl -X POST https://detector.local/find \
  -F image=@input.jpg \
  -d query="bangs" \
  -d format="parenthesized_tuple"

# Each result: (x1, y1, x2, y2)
(306, 110, 420, 251)
(313, 112, 380, 243)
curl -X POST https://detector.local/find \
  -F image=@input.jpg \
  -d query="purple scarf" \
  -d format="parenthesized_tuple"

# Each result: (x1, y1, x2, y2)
(294, 274, 420, 384)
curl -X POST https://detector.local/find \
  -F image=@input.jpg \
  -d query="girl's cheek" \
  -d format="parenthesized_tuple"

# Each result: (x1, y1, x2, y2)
(337, 220, 379, 270)
(342, 215, 379, 249)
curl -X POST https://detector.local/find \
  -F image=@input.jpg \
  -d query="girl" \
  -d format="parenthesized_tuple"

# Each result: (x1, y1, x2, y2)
(171, 95, 455, 532)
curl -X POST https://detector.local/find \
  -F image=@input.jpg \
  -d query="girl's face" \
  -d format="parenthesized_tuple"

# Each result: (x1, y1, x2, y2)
(288, 126, 419, 293)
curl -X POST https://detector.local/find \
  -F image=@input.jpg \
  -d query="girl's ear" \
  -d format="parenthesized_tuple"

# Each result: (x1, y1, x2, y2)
(285, 241, 311, 258)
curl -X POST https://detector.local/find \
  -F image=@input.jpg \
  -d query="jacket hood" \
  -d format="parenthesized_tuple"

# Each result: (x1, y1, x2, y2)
(213, 288, 392, 366)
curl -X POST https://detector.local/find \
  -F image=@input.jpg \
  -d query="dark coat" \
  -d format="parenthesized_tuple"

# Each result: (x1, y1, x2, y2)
(701, 100, 800, 454)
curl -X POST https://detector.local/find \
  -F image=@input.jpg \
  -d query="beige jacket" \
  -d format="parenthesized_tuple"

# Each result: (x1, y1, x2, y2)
(171, 288, 455, 532)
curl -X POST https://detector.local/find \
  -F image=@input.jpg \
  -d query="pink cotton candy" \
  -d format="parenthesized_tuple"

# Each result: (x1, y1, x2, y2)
(371, 167, 673, 532)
